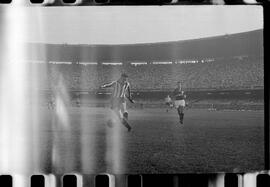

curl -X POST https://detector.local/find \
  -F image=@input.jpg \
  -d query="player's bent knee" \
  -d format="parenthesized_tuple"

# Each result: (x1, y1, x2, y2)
(123, 112, 128, 120)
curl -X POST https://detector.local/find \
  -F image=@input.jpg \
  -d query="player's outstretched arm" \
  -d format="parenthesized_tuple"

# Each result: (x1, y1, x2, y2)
(100, 81, 115, 88)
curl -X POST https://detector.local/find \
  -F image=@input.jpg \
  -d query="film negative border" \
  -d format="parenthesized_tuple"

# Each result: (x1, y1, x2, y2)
(0, 1, 269, 187)
(0, 0, 269, 5)
(0, 172, 270, 187)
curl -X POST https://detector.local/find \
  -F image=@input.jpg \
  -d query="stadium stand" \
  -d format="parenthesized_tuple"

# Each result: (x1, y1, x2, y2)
(26, 29, 263, 92)
(29, 56, 263, 91)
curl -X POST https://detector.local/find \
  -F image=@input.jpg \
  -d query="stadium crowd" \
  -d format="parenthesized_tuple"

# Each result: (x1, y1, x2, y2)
(29, 56, 263, 91)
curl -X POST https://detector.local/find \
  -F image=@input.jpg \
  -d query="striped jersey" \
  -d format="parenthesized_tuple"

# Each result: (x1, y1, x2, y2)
(102, 80, 131, 98)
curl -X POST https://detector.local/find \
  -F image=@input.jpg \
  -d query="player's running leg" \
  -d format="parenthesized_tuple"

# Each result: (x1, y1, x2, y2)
(120, 101, 131, 132)
(175, 100, 183, 124)
(177, 107, 182, 124)
(178, 106, 184, 124)
(110, 106, 131, 131)
(107, 99, 131, 131)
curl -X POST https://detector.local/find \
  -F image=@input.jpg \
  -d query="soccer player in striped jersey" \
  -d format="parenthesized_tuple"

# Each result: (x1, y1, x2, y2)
(100, 73, 134, 132)
(172, 81, 186, 124)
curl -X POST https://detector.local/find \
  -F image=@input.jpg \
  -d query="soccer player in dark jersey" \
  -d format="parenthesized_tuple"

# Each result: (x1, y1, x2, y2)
(100, 73, 134, 132)
(172, 81, 186, 124)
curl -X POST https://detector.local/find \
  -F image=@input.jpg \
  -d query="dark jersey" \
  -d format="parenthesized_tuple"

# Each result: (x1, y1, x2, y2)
(173, 88, 186, 100)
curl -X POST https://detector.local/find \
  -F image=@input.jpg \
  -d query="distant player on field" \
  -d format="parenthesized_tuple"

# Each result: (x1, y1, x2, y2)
(100, 73, 134, 132)
(75, 96, 81, 107)
(172, 81, 186, 124)
(164, 95, 173, 112)
(47, 94, 55, 109)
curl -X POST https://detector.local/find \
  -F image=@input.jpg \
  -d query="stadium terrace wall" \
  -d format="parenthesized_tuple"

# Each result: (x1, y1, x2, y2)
(26, 29, 263, 63)
(129, 89, 264, 101)
(77, 89, 264, 110)
(39, 88, 264, 110)
(66, 88, 264, 102)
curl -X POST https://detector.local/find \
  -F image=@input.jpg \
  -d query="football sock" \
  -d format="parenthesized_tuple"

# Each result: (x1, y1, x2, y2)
(177, 108, 181, 115)
(122, 118, 131, 131)
(180, 113, 184, 122)
(123, 112, 128, 120)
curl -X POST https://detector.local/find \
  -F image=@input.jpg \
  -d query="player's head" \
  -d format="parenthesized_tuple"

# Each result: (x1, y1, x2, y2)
(120, 73, 128, 82)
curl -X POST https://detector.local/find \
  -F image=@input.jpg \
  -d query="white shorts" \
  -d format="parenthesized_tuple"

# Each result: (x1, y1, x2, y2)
(174, 100, 185, 108)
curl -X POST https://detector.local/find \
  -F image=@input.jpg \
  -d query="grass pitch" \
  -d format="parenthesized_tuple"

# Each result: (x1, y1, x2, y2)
(36, 107, 264, 174)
